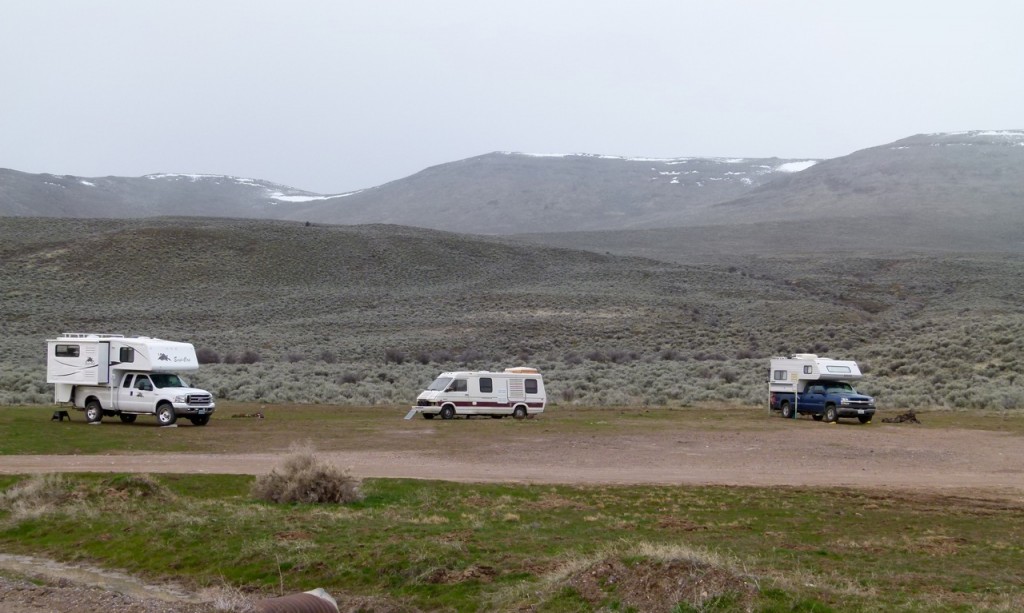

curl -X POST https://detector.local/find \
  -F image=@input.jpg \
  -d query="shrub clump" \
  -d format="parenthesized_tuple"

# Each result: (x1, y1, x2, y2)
(251, 449, 363, 505)
(0, 473, 79, 520)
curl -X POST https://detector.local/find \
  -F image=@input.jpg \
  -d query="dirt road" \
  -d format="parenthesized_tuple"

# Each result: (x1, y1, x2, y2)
(2, 419, 1022, 497)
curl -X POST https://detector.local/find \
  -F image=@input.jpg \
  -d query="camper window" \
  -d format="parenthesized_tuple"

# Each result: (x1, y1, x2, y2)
(525, 379, 538, 394)
(151, 374, 185, 388)
(480, 378, 493, 393)
(803, 366, 813, 374)
(54, 344, 80, 358)
(826, 365, 852, 374)
(773, 370, 786, 381)
(119, 347, 135, 363)
(450, 379, 468, 392)
(427, 377, 453, 391)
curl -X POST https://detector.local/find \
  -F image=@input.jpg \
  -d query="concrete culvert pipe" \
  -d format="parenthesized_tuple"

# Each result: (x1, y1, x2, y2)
(254, 588, 339, 613)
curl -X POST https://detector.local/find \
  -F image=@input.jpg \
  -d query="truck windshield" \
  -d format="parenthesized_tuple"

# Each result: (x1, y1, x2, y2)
(150, 374, 186, 388)
(824, 382, 854, 393)
(427, 377, 453, 391)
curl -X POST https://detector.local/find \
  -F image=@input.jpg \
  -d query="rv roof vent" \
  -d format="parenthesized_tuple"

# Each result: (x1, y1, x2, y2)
(505, 367, 539, 374)
(791, 353, 818, 360)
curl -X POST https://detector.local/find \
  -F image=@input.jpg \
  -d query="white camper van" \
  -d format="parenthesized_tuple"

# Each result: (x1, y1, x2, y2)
(407, 367, 546, 420)
(46, 333, 216, 426)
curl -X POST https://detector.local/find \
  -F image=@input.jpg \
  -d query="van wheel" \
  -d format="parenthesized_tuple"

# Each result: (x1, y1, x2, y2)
(119, 414, 137, 424)
(440, 405, 455, 420)
(780, 401, 793, 419)
(85, 400, 103, 423)
(156, 403, 177, 426)
(513, 406, 527, 420)
(823, 404, 838, 423)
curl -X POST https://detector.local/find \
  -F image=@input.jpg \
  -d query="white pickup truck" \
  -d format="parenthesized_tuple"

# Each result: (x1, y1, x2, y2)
(47, 333, 216, 426)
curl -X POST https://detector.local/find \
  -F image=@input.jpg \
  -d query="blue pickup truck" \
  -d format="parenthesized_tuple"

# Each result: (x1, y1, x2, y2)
(770, 379, 876, 423)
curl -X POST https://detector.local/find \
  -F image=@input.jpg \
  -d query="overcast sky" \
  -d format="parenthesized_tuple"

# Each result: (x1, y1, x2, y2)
(2, 1, 1021, 194)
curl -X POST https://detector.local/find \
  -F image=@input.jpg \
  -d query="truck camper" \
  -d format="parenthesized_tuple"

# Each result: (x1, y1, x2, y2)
(768, 354, 876, 423)
(46, 333, 216, 426)
(406, 367, 546, 420)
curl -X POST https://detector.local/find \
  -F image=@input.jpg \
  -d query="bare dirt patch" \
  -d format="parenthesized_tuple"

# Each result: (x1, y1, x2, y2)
(2, 408, 1021, 498)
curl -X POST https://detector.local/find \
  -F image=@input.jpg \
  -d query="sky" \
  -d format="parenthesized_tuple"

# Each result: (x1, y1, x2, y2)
(2, 1, 1022, 194)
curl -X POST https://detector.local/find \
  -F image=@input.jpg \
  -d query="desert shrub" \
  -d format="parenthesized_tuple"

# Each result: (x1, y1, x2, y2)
(239, 350, 261, 364)
(0, 473, 77, 520)
(320, 350, 337, 364)
(414, 350, 432, 365)
(431, 349, 454, 363)
(100, 474, 175, 501)
(251, 447, 363, 505)
(561, 386, 576, 403)
(563, 352, 583, 365)
(384, 348, 406, 365)
(339, 372, 361, 384)
(286, 353, 305, 363)
(585, 350, 607, 363)
(660, 348, 682, 361)
(457, 348, 484, 364)
(195, 347, 221, 364)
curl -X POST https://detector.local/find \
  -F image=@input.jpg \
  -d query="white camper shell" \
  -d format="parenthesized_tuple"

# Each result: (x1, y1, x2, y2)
(768, 353, 863, 395)
(46, 333, 215, 426)
(407, 367, 546, 420)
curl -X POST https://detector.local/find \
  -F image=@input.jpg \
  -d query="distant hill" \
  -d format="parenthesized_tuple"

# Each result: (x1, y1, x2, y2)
(2, 131, 1021, 237)
(279, 152, 815, 233)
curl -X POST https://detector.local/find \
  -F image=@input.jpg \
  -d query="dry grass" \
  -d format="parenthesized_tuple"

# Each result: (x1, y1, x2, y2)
(251, 445, 363, 505)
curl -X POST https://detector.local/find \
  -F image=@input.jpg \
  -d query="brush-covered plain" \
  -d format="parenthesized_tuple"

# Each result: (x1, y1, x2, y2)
(1, 217, 1023, 412)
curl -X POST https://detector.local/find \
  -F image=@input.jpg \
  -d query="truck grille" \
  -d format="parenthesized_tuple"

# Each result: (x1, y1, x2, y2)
(188, 394, 213, 406)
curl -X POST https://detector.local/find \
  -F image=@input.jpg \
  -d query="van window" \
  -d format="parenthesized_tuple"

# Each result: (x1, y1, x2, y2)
(427, 377, 453, 391)
(773, 370, 787, 381)
(119, 347, 135, 363)
(525, 379, 538, 394)
(451, 379, 467, 392)
(55, 344, 80, 358)
(479, 378, 493, 393)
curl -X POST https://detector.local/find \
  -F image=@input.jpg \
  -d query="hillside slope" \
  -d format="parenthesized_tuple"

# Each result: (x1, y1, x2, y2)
(1, 218, 1022, 411)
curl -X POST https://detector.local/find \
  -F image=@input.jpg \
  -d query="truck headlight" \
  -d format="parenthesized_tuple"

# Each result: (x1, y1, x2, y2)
(840, 398, 850, 404)
(174, 395, 188, 403)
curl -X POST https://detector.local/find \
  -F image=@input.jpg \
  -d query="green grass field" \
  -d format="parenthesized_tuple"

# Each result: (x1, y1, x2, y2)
(2, 404, 1023, 611)
(1, 473, 1022, 612)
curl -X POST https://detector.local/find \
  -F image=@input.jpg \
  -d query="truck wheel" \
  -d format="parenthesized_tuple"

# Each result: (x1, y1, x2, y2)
(85, 400, 103, 423)
(439, 405, 455, 420)
(780, 401, 793, 419)
(156, 403, 177, 426)
(189, 415, 211, 426)
(858, 415, 872, 424)
(824, 404, 838, 423)
(512, 406, 527, 420)
(119, 414, 137, 424)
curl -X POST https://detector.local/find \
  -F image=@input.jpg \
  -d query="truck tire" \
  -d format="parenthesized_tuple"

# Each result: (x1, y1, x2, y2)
(439, 405, 455, 420)
(119, 414, 137, 424)
(156, 403, 177, 426)
(824, 404, 838, 423)
(85, 400, 103, 423)
(780, 401, 793, 419)
(189, 415, 211, 426)
(512, 405, 527, 420)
